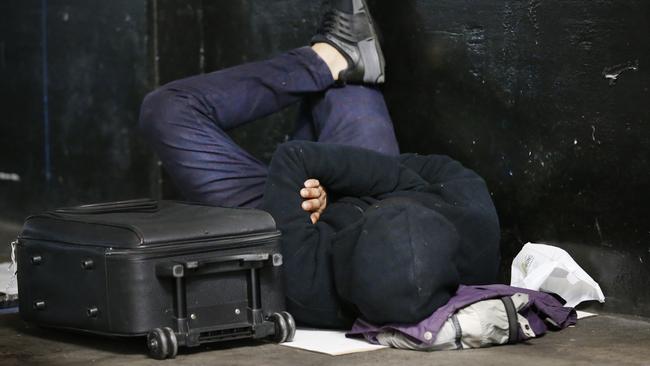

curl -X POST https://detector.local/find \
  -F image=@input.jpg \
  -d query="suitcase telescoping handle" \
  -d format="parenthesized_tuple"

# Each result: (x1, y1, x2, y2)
(154, 252, 282, 348)
(155, 253, 283, 278)
(53, 198, 158, 214)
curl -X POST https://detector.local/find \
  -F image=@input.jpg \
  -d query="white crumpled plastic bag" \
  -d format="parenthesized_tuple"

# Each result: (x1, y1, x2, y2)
(511, 242, 605, 308)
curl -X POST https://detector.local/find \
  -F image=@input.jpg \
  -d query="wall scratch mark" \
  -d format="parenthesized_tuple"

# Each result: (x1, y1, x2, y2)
(528, 0, 541, 39)
(602, 60, 639, 86)
(432, 30, 463, 38)
(591, 125, 601, 144)
(464, 25, 486, 79)
(197, 1, 205, 73)
(0, 172, 21, 182)
(595, 217, 604, 243)
(0, 42, 6, 69)
(41, 0, 52, 184)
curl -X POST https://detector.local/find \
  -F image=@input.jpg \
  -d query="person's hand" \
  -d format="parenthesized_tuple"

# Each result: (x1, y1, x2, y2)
(300, 179, 328, 224)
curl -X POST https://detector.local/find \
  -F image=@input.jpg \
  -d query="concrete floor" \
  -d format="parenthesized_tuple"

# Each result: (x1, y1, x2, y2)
(1, 312, 649, 366)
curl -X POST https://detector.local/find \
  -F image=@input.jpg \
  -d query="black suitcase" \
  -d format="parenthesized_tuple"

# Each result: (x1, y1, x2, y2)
(16, 199, 295, 359)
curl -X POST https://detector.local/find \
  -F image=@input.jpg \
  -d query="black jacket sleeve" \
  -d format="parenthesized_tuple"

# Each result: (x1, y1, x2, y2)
(398, 153, 496, 210)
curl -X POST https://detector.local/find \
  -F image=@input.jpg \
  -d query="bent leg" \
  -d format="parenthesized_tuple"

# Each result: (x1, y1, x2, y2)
(310, 85, 400, 155)
(139, 47, 335, 207)
(139, 88, 268, 207)
(158, 47, 334, 131)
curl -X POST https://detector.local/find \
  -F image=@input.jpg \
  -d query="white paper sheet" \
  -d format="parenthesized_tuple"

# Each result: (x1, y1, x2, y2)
(576, 310, 598, 319)
(280, 328, 387, 355)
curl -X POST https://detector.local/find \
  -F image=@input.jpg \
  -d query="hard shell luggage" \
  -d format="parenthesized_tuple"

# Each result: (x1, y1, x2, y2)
(15, 199, 295, 359)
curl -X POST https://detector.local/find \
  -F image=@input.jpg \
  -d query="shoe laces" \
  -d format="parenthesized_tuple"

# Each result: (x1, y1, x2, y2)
(318, 9, 355, 40)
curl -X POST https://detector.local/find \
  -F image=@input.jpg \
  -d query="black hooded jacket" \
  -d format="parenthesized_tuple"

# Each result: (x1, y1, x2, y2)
(261, 141, 500, 328)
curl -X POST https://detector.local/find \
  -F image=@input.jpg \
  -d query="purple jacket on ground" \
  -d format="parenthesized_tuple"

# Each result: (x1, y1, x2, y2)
(348, 284, 577, 345)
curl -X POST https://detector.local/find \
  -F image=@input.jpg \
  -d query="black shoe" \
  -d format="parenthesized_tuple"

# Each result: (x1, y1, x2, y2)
(311, 0, 385, 84)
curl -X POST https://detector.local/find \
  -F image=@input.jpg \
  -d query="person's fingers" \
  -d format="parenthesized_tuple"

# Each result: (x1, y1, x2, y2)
(319, 187, 327, 202)
(302, 198, 321, 211)
(301, 180, 327, 217)
(300, 187, 321, 199)
(310, 212, 320, 224)
(304, 179, 320, 188)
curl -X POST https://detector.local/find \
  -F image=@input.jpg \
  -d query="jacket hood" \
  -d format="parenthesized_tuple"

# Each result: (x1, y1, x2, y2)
(332, 196, 461, 324)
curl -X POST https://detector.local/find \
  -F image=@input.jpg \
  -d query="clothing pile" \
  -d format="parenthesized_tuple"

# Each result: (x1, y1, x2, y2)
(348, 243, 606, 351)
(349, 284, 576, 351)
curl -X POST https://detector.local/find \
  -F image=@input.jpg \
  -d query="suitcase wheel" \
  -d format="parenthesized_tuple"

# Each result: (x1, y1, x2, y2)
(281, 311, 296, 342)
(147, 327, 178, 360)
(270, 312, 296, 343)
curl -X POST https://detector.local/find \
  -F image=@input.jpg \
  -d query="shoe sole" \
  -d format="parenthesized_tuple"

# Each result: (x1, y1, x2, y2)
(357, 0, 385, 83)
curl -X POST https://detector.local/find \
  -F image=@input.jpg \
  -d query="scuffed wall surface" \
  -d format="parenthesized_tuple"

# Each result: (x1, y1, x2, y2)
(370, 0, 650, 315)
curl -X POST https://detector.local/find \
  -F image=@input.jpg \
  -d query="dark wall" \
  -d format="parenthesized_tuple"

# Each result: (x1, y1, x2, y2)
(0, 0, 154, 222)
(1, 1, 649, 316)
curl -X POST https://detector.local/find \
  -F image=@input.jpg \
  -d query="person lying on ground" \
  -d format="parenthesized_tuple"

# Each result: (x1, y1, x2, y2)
(139, 0, 500, 328)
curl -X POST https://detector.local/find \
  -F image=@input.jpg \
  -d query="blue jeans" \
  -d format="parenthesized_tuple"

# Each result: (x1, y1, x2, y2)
(139, 47, 399, 207)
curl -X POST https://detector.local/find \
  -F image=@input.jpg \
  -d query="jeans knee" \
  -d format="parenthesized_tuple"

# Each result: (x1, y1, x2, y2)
(138, 86, 203, 144)
(333, 118, 399, 155)
(138, 87, 170, 141)
(360, 120, 399, 155)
